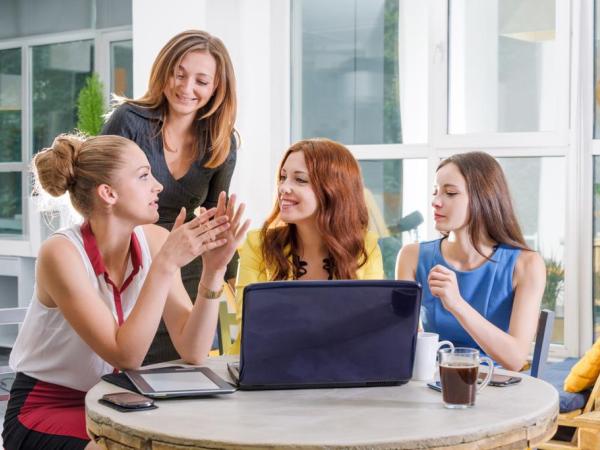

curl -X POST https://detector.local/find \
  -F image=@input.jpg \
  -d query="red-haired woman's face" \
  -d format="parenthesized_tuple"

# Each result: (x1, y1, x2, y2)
(432, 162, 469, 233)
(277, 151, 318, 225)
(163, 51, 216, 118)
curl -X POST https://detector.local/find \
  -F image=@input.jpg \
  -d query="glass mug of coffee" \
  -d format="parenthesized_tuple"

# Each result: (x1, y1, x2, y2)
(438, 347, 494, 409)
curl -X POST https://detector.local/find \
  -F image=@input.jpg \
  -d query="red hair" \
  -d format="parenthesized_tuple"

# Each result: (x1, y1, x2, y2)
(260, 139, 369, 280)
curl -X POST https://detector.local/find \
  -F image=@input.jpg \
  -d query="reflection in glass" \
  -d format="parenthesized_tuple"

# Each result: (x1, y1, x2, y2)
(0, 172, 22, 235)
(0, 48, 21, 162)
(291, 0, 428, 144)
(359, 159, 428, 279)
(110, 40, 133, 98)
(498, 157, 565, 344)
(32, 40, 93, 152)
(449, 0, 557, 134)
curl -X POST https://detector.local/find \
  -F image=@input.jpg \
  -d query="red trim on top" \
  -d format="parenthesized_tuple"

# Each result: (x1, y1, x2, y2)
(80, 222, 144, 372)
(18, 379, 88, 441)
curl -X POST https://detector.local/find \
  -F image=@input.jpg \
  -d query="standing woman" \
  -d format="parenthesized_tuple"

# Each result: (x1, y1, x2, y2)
(102, 30, 239, 363)
(229, 138, 384, 354)
(396, 152, 546, 371)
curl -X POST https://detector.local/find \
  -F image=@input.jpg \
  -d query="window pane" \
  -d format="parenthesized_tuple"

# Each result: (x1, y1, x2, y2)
(498, 157, 565, 344)
(449, 0, 557, 134)
(0, 172, 22, 236)
(32, 40, 93, 152)
(359, 159, 428, 279)
(0, 0, 131, 40)
(292, 0, 428, 144)
(110, 40, 133, 98)
(0, 48, 21, 162)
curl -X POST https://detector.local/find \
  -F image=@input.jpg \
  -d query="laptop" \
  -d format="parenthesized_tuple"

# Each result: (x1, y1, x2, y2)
(227, 280, 421, 390)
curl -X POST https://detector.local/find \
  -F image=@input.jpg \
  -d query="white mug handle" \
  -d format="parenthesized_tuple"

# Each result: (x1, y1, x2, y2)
(477, 356, 494, 392)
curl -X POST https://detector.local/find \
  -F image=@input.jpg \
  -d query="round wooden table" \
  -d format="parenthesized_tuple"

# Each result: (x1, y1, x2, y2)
(86, 356, 558, 449)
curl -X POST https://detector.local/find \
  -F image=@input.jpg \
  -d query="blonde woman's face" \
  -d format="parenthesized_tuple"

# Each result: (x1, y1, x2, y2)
(111, 144, 163, 224)
(163, 50, 217, 118)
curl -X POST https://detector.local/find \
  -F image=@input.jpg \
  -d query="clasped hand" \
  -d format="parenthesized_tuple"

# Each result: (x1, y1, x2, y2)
(200, 191, 250, 273)
(427, 264, 465, 313)
(159, 205, 231, 271)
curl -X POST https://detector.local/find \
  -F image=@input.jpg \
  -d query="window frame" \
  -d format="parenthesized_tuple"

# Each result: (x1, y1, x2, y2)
(289, 0, 578, 357)
(0, 26, 131, 256)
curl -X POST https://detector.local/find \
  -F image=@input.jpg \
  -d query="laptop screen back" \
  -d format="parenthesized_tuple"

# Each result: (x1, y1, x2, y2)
(239, 280, 421, 389)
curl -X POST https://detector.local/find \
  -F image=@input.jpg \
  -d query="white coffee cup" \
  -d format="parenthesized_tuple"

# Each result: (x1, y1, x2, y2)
(412, 332, 454, 381)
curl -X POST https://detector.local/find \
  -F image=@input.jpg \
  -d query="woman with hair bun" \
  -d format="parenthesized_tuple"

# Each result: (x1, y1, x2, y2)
(396, 151, 546, 371)
(102, 29, 239, 363)
(229, 138, 384, 354)
(2, 134, 248, 450)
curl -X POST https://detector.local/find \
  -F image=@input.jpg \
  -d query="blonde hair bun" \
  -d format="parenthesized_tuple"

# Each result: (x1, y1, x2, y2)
(34, 134, 85, 197)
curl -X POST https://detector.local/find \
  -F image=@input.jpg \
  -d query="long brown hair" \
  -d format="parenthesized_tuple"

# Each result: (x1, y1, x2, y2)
(261, 139, 369, 280)
(437, 151, 530, 258)
(119, 30, 237, 168)
(33, 134, 129, 217)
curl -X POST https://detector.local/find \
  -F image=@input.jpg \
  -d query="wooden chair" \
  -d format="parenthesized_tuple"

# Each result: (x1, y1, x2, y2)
(537, 376, 600, 449)
(217, 283, 238, 355)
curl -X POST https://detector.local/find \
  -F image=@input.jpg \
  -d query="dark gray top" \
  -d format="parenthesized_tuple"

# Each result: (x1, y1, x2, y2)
(101, 103, 238, 364)
(101, 103, 237, 228)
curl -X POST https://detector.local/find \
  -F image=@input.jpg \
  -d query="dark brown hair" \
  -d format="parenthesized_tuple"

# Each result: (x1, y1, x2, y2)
(437, 151, 530, 258)
(261, 139, 369, 280)
(118, 30, 237, 168)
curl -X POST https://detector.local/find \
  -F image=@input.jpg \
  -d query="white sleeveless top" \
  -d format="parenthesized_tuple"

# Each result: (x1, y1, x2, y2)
(10, 223, 152, 392)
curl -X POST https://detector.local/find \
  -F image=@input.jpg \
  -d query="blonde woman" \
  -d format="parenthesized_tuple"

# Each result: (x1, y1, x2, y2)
(102, 30, 239, 363)
(3, 134, 248, 449)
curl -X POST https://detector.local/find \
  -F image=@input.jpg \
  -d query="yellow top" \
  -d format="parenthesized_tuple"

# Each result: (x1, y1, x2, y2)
(228, 229, 385, 355)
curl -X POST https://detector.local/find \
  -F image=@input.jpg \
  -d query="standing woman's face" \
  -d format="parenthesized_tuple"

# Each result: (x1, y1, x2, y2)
(432, 162, 470, 233)
(277, 151, 318, 225)
(163, 50, 217, 118)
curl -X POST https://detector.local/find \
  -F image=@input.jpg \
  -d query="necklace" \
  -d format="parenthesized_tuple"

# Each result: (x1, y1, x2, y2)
(163, 128, 179, 153)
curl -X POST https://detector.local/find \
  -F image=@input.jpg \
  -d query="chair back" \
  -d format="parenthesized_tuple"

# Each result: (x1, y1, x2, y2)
(530, 309, 555, 379)
(0, 306, 27, 401)
(217, 284, 238, 355)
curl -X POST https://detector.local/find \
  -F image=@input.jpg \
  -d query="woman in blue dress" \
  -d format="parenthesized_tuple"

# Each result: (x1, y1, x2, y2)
(396, 151, 546, 370)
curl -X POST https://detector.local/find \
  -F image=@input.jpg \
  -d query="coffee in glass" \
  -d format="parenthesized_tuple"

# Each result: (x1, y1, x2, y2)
(438, 347, 493, 409)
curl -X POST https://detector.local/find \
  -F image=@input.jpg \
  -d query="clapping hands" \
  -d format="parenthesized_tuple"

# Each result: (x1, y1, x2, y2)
(200, 191, 250, 274)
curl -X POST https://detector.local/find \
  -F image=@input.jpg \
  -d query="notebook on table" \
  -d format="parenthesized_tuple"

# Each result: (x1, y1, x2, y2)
(227, 280, 422, 390)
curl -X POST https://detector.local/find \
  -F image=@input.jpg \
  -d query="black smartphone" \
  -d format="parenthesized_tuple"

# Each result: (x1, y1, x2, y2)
(427, 381, 442, 392)
(101, 392, 155, 409)
(478, 373, 522, 387)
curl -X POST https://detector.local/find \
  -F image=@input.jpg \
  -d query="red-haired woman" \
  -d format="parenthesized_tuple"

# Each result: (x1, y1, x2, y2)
(396, 151, 546, 371)
(228, 138, 384, 354)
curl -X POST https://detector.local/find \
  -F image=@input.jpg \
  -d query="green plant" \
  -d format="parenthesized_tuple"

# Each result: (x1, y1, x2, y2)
(76, 73, 105, 136)
(542, 256, 564, 312)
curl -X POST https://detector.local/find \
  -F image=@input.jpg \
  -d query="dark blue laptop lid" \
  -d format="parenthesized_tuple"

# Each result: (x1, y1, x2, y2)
(239, 280, 421, 389)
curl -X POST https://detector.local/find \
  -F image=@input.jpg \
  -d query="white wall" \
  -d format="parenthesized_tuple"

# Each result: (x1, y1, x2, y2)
(131, 0, 289, 229)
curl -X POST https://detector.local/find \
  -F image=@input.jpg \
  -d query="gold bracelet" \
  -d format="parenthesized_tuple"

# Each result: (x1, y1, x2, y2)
(198, 283, 223, 300)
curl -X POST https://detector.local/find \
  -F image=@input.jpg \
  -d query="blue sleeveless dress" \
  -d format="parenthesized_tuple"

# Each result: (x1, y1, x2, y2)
(416, 238, 521, 355)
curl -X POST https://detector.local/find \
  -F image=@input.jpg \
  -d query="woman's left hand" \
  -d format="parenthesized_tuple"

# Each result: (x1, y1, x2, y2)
(201, 191, 250, 274)
(427, 265, 465, 314)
